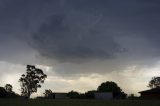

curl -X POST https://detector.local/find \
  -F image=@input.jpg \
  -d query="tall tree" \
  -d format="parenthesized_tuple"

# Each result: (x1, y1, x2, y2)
(19, 65, 47, 98)
(4, 84, 13, 93)
(148, 77, 160, 88)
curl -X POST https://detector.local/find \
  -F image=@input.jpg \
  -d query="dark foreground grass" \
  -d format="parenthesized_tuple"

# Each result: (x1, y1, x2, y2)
(0, 99, 160, 106)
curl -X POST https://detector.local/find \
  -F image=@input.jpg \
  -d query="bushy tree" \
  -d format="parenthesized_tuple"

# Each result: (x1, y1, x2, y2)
(19, 65, 47, 98)
(0, 86, 20, 98)
(97, 81, 121, 93)
(44, 89, 54, 99)
(97, 81, 126, 98)
(84, 90, 96, 99)
(148, 77, 160, 88)
(67, 90, 80, 99)
(0, 87, 7, 98)
(5, 84, 13, 93)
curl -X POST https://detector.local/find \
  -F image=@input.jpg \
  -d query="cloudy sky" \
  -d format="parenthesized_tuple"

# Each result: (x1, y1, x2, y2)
(0, 0, 160, 97)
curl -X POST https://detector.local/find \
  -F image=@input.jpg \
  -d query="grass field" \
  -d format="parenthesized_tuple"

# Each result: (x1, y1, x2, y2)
(0, 99, 160, 106)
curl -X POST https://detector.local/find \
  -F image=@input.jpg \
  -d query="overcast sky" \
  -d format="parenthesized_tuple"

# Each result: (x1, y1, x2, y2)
(0, 0, 160, 97)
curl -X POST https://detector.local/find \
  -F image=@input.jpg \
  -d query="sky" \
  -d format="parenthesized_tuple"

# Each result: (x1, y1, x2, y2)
(0, 0, 160, 97)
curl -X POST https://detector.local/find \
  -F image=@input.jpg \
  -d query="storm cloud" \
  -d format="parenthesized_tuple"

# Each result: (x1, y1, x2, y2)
(1, 0, 160, 96)
(0, 0, 160, 77)
(30, 13, 123, 62)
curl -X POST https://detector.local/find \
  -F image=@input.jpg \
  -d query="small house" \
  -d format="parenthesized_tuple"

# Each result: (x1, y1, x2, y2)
(139, 88, 160, 99)
(94, 92, 113, 99)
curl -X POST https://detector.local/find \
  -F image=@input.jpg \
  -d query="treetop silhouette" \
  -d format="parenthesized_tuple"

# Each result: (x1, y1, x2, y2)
(19, 65, 47, 98)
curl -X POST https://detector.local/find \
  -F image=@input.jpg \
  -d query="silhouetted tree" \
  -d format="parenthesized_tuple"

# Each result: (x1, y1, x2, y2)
(0, 86, 20, 98)
(148, 77, 160, 88)
(120, 91, 127, 99)
(5, 84, 13, 93)
(84, 90, 97, 99)
(0, 87, 7, 98)
(44, 89, 54, 99)
(19, 65, 47, 98)
(97, 81, 126, 98)
(97, 81, 121, 92)
(67, 90, 80, 99)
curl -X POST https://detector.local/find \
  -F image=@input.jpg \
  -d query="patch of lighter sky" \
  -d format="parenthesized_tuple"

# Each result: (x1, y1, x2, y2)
(1, 60, 160, 97)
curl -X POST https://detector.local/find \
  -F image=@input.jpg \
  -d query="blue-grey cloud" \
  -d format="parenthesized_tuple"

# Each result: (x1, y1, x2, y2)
(30, 13, 123, 62)
(0, 0, 160, 74)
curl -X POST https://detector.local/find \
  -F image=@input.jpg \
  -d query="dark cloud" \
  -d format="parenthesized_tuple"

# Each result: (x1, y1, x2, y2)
(0, 0, 160, 75)
(30, 13, 123, 62)
(27, 0, 160, 63)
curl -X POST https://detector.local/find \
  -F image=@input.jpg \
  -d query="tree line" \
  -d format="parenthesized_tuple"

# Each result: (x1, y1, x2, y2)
(43, 81, 127, 99)
(1, 65, 160, 99)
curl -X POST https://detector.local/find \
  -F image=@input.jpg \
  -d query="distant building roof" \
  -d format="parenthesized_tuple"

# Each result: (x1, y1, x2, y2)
(139, 88, 160, 94)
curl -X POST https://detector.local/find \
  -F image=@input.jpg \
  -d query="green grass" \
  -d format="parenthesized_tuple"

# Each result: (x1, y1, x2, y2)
(0, 99, 160, 106)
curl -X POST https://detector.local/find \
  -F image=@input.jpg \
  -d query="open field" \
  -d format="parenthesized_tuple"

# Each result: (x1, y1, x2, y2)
(0, 99, 160, 106)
